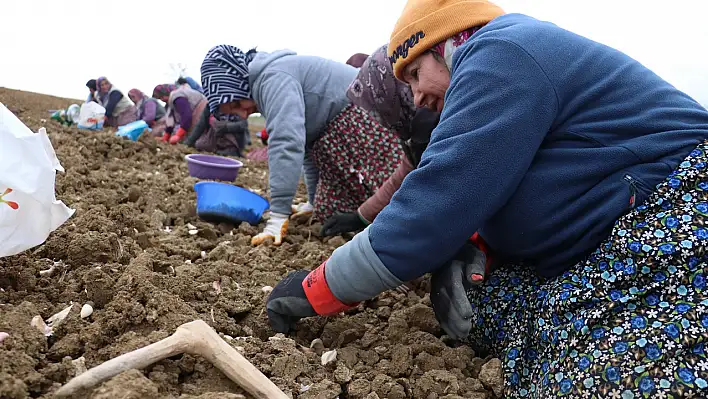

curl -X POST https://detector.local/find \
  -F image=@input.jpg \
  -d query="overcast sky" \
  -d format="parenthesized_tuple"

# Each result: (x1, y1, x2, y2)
(0, 0, 706, 106)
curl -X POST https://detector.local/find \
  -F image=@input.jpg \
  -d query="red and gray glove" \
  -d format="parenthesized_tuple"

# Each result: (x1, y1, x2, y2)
(266, 262, 357, 333)
(429, 234, 494, 340)
(169, 127, 187, 144)
(257, 128, 269, 146)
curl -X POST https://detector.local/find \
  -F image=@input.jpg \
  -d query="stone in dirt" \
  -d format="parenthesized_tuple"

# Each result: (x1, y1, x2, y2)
(90, 369, 159, 399)
(478, 358, 504, 397)
(298, 378, 341, 399)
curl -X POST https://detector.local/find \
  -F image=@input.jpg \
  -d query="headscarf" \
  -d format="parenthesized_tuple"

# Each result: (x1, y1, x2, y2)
(86, 79, 97, 91)
(431, 26, 483, 71)
(128, 89, 146, 112)
(152, 84, 177, 100)
(96, 77, 111, 103)
(346, 53, 369, 68)
(346, 45, 416, 136)
(200, 45, 258, 113)
(128, 89, 143, 101)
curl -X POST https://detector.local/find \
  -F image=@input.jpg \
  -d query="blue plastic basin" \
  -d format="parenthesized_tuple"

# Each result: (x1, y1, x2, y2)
(194, 182, 269, 225)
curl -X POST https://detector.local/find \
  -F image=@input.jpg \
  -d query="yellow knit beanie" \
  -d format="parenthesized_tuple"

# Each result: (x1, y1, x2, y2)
(388, 0, 505, 80)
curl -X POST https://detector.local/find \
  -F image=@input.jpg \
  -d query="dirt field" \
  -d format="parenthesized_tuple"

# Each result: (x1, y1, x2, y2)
(0, 88, 501, 399)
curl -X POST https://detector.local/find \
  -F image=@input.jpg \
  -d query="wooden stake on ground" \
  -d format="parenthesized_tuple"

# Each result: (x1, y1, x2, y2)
(54, 319, 288, 398)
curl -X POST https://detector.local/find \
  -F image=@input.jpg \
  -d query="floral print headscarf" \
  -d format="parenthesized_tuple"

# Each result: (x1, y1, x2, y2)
(431, 26, 483, 70)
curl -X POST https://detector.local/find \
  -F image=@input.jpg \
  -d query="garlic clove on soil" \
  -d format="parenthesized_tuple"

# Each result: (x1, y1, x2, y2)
(46, 303, 74, 328)
(0, 332, 9, 343)
(188, 229, 198, 235)
(261, 286, 273, 294)
(39, 261, 59, 277)
(321, 349, 337, 366)
(186, 223, 197, 230)
(31, 315, 53, 336)
(310, 338, 324, 351)
(80, 304, 94, 319)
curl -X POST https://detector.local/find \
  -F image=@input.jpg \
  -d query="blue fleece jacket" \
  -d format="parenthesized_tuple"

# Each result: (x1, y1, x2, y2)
(324, 14, 708, 304)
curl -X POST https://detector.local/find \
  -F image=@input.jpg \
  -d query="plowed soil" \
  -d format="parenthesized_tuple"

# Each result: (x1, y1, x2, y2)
(0, 87, 502, 399)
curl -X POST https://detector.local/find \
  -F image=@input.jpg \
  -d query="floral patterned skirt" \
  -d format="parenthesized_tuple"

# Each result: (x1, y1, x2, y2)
(310, 104, 403, 222)
(466, 141, 708, 398)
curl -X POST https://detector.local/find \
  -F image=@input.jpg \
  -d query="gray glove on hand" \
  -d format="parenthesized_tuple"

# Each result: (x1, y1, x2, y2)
(430, 242, 488, 340)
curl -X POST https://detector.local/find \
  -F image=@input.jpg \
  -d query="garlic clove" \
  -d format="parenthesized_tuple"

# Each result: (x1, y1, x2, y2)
(321, 349, 337, 366)
(80, 304, 93, 319)
(46, 303, 73, 328)
(31, 315, 53, 336)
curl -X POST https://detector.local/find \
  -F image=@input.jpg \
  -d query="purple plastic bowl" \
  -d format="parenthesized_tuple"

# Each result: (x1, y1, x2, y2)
(185, 154, 243, 181)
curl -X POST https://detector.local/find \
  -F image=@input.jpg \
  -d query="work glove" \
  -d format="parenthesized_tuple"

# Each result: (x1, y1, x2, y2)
(321, 212, 366, 236)
(290, 202, 313, 221)
(251, 212, 289, 246)
(169, 127, 187, 144)
(267, 263, 357, 333)
(213, 120, 248, 137)
(161, 132, 170, 143)
(266, 270, 317, 333)
(430, 236, 493, 340)
(257, 128, 269, 145)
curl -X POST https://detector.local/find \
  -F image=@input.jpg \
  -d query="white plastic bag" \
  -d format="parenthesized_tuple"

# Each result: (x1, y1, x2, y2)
(0, 103, 75, 257)
(76, 101, 105, 130)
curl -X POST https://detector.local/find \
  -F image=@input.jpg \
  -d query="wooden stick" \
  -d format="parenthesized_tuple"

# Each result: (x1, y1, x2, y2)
(54, 320, 287, 398)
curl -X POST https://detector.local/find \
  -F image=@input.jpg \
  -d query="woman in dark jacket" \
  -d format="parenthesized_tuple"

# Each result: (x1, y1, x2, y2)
(267, 0, 708, 397)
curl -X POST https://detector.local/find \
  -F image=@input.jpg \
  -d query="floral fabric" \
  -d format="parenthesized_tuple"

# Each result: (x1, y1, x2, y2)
(466, 140, 708, 398)
(310, 104, 403, 222)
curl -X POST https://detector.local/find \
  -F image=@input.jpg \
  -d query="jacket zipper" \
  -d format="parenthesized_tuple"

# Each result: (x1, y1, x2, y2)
(624, 175, 637, 209)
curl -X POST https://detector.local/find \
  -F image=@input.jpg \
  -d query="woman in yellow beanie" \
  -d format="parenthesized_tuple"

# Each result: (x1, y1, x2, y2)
(266, 0, 708, 397)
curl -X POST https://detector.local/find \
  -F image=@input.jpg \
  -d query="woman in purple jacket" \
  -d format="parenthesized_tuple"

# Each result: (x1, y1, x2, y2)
(128, 89, 167, 136)
(152, 84, 208, 144)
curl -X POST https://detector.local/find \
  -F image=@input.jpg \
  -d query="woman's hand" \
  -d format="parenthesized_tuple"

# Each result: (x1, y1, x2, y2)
(267, 262, 357, 333)
(266, 270, 317, 332)
(429, 242, 489, 340)
(251, 212, 289, 246)
(321, 212, 366, 236)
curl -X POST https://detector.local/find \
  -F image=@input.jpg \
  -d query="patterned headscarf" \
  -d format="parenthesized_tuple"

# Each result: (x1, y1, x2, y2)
(346, 53, 369, 68)
(152, 84, 177, 100)
(431, 26, 483, 71)
(200, 45, 258, 113)
(128, 89, 144, 101)
(346, 45, 416, 135)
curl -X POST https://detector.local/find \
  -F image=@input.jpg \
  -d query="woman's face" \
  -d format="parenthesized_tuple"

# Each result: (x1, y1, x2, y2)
(219, 99, 258, 119)
(128, 93, 138, 103)
(99, 80, 111, 93)
(402, 52, 450, 113)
